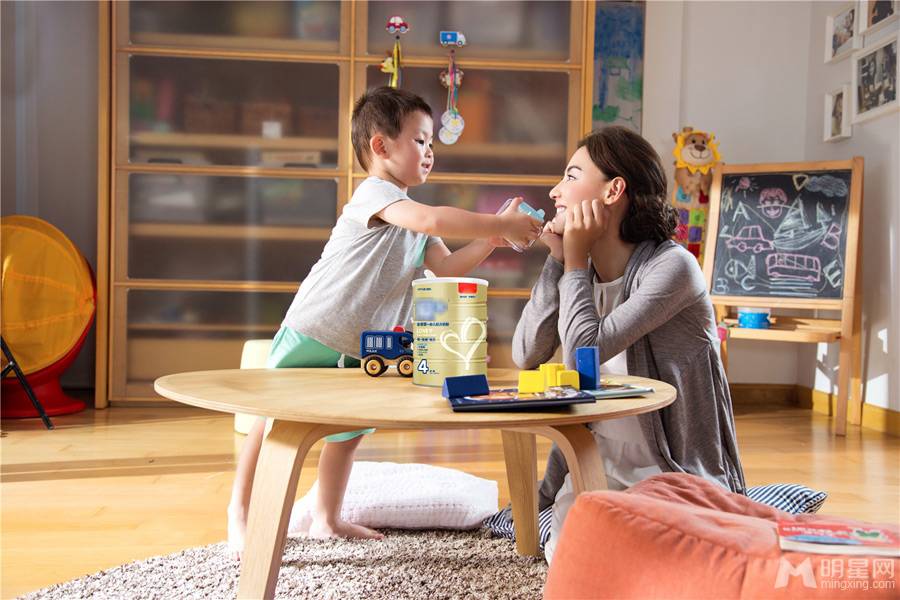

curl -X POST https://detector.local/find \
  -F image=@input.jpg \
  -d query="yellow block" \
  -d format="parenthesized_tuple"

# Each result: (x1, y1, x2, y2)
(518, 370, 545, 394)
(539, 363, 565, 389)
(556, 370, 580, 389)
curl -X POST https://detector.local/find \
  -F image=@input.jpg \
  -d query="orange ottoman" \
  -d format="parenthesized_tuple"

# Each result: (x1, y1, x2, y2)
(545, 473, 898, 599)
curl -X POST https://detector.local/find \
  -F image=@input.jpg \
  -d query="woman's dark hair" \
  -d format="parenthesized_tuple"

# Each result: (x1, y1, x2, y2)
(577, 126, 676, 243)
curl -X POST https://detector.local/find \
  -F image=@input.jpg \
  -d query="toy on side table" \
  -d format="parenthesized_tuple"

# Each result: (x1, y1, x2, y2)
(360, 326, 414, 377)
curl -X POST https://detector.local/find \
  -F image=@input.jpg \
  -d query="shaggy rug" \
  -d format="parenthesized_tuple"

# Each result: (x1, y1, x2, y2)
(21, 529, 547, 600)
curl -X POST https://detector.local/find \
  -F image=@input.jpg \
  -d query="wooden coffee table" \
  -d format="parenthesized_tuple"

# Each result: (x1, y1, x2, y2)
(155, 368, 675, 599)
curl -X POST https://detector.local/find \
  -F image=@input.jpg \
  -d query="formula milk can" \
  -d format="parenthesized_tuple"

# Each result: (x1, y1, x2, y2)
(411, 277, 488, 387)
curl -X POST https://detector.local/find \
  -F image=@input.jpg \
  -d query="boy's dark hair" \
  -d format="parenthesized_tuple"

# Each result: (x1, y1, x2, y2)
(578, 126, 676, 244)
(351, 86, 433, 171)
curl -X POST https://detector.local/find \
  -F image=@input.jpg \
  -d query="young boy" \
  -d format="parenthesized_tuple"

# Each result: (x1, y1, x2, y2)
(228, 86, 542, 558)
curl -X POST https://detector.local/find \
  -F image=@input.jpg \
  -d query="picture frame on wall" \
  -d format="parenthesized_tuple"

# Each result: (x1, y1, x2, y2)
(851, 33, 899, 123)
(825, 2, 862, 63)
(825, 85, 852, 141)
(858, 0, 899, 36)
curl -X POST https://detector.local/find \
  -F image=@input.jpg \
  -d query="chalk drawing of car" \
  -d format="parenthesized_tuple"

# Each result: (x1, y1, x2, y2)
(726, 225, 775, 253)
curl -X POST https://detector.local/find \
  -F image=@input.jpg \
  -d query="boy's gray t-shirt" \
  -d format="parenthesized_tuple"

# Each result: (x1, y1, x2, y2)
(282, 176, 440, 358)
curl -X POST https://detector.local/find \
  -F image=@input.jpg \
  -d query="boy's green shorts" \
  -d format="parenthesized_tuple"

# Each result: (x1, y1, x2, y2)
(266, 326, 374, 443)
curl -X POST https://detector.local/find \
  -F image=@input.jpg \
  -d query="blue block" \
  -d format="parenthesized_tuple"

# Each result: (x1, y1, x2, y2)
(575, 347, 601, 390)
(442, 374, 490, 398)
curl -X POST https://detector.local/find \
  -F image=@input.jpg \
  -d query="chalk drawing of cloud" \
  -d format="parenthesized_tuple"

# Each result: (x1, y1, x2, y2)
(806, 175, 849, 198)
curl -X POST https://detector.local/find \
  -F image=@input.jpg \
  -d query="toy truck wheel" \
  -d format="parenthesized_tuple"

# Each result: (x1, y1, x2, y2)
(363, 356, 386, 377)
(397, 356, 414, 377)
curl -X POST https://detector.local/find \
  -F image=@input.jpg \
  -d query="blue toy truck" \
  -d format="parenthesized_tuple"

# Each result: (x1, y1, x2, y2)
(439, 31, 467, 47)
(360, 327, 414, 377)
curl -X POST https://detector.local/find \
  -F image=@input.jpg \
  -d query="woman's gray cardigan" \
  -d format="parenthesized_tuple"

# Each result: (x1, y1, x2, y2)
(512, 240, 746, 507)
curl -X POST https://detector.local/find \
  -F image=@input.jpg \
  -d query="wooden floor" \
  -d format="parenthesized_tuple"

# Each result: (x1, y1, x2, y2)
(2, 400, 898, 598)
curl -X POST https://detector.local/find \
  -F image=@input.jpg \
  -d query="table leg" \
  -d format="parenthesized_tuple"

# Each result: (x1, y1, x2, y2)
(237, 420, 340, 600)
(542, 424, 608, 494)
(501, 430, 539, 557)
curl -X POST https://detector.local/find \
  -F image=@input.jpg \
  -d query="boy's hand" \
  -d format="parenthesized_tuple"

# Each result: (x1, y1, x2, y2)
(563, 198, 609, 270)
(540, 221, 564, 262)
(499, 197, 543, 249)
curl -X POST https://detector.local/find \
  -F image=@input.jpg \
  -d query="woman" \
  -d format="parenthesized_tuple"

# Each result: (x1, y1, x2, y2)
(512, 126, 745, 561)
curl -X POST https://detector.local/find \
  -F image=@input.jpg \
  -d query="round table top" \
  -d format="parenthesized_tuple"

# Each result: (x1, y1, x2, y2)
(154, 368, 675, 430)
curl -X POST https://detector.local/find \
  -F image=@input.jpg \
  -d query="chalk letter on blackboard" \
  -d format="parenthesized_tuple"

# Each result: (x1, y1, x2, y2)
(823, 259, 842, 288)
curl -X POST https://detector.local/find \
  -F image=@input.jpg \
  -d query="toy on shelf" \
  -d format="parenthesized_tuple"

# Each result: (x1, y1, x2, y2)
(671, 126, 722, 262)
(438, 30, 466, 145)
(381, 16, 409, 88)
(360, 326, 414, 377)
(575, 346, 601, 390)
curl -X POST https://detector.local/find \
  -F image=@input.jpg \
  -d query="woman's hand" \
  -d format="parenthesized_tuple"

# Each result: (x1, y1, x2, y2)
(540, 221, 564, 262)
(563, 198, 610, 270)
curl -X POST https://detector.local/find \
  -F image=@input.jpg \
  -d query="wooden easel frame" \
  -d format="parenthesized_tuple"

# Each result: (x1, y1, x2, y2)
(703, 158, 864, 435)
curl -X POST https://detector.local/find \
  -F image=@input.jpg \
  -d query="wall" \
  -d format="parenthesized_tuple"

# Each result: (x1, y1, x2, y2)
(644, 1, 814, 385)
(801, 1, 900, 412)
(1, 1, 98, 388)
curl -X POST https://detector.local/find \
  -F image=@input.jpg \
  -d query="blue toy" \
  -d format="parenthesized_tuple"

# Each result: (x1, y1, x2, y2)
(516, 200, 545, 223)
(439, 31, 467, 47)
(442, 374, 490, 398)
(575, 346, 601, 390)
(360, 327, 414, 377)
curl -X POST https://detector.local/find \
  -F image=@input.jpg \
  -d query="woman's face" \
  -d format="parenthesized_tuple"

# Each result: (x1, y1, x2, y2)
(547, 146, 610, 233)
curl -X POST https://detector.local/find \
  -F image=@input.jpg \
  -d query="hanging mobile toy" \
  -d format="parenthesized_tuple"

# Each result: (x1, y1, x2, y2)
(438, 31, 467, 145)
(381, 16, 409, 88)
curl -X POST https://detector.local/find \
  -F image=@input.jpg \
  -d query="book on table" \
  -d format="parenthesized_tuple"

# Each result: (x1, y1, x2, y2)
(448, 385, 596, 412)
(777, 521, 900, 557)
(581, 380, 655, 399)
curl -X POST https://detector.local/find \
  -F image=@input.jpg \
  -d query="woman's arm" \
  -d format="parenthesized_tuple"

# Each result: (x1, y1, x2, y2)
(557, 247, 706, 363)
(511, 256, 565, 369)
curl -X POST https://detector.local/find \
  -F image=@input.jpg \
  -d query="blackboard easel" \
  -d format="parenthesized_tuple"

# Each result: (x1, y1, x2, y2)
(703, 158, 864, 435)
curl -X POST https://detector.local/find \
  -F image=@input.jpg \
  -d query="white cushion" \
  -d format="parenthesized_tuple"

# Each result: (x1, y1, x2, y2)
(288, 461, 498, 533)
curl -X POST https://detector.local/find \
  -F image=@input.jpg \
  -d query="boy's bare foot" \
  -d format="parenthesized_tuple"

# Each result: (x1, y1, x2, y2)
(226, 505, 246, 560)
(307, 518, 384, 540)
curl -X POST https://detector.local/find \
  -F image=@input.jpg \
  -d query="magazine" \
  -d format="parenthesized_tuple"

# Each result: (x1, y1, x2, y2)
(581, 380, 655, 399)
(777, 521, 900, 557)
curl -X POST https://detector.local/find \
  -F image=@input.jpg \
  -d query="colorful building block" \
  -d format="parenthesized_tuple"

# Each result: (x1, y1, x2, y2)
(517, 370, 545, 394)
(442, 374, 489, 398)
(575, 346, 600, 390)
(539, 363, 565, 388)
(556, 370, 580, 389)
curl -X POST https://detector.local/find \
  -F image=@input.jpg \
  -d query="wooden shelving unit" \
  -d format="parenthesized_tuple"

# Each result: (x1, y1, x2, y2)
(97, 0, 596, 406)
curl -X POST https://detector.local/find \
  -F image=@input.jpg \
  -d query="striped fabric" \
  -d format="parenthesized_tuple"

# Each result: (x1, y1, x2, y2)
(483, 506, 555, 550)
(745, 483, 827, 514)
(484, 484, 827, 549)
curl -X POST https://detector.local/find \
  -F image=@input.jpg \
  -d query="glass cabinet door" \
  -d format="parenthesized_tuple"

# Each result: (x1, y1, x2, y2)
(116, 289, 295, 399)
(363, 66, 569, 175)
(123, 55, 341, 168)
(364, 1, 574, 61)
(122, 174, 338, 282)
(125, 1, 343, 53)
